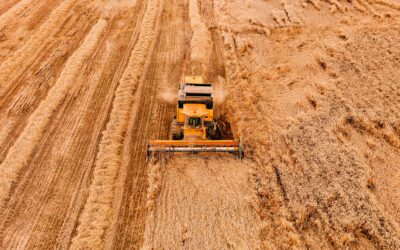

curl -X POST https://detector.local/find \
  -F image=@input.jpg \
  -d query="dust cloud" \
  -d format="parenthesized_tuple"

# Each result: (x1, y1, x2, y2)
(158, 86, 177, 104)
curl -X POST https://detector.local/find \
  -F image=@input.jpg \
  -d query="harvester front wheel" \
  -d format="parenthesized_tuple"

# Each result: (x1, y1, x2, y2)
(207, 121, 222, 140)
(170, 119, 183, 140)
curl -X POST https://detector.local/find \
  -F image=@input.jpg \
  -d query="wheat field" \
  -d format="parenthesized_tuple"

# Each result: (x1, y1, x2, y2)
(0, 0, 399, 249)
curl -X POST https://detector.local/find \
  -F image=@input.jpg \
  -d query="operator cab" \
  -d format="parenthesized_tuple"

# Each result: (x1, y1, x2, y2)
(187, 117, 202, 129)
(181, 103, 208, 140)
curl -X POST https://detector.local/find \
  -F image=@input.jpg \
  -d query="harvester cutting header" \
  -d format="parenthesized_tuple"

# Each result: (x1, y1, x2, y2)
(147, 76, 243, 160)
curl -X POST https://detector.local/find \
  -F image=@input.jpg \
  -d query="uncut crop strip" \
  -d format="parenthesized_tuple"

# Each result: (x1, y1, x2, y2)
(0, 0, 78, 95)
(69, 0, 162, 248)
(0, 19, 107, 208)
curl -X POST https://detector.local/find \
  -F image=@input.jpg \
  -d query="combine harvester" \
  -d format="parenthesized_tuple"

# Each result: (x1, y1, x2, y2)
(147, 76, 243, 160)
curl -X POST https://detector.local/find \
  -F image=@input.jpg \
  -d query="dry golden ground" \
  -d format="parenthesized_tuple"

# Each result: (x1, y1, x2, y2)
(0, 0, 399, 249)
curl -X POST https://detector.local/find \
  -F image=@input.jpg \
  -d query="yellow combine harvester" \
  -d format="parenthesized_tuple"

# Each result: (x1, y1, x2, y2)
(147, 76, 243, 160)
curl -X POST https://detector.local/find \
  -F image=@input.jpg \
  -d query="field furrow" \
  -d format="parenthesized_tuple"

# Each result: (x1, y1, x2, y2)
(0, 0, 40, 27)
(0, 18, 107, 208)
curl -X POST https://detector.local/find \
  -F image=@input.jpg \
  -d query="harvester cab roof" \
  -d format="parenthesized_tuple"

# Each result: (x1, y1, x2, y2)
(178, 76, 213, 110)
(179, 76, 213, 100)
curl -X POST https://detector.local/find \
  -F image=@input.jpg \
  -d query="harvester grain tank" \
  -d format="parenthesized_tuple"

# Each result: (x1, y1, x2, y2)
(147, 76, 243, 160)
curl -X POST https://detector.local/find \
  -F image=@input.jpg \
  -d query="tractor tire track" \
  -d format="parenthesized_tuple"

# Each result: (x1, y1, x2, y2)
(110, 0, 190, 247)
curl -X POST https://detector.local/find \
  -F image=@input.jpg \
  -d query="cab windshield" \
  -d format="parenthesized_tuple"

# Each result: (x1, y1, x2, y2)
(187, 117, 201, 128)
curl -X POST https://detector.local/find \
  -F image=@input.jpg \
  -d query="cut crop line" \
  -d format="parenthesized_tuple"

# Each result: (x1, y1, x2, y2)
(69, 0, 162, 248)
(0, 19, 107, 208)
(0, 0, 78, 95)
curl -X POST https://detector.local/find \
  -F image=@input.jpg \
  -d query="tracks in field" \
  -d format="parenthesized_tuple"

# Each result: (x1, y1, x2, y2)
(0, 0, 97, 162)
(0, 0, 151, 248)
(0, 0, 192, 248)
(142, 0, 263, 248)
(108, 0, 190, 247)
(0, 0, 78, 90)
(0, 18, 107, 208)
(70, 0, 164, 248)
(68, 0, 192, 247)
(0, 0, 236, 248)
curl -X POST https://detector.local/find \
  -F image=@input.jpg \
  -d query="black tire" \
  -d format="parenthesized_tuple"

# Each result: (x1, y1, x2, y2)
(206, 121, 222, 140)
(170, 119, 183, 140)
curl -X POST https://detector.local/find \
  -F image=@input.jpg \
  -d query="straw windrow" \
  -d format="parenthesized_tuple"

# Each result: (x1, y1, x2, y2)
(0, 19, 107, 207)
(70, 0, 162, 248)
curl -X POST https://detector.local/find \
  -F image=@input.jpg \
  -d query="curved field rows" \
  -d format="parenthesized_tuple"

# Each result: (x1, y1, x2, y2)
(0, 0, 400, 249)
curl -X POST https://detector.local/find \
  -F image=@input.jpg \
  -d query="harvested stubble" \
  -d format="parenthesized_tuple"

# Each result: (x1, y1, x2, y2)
(0, 19, 107, 208)
(70, 0, 162, 248)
